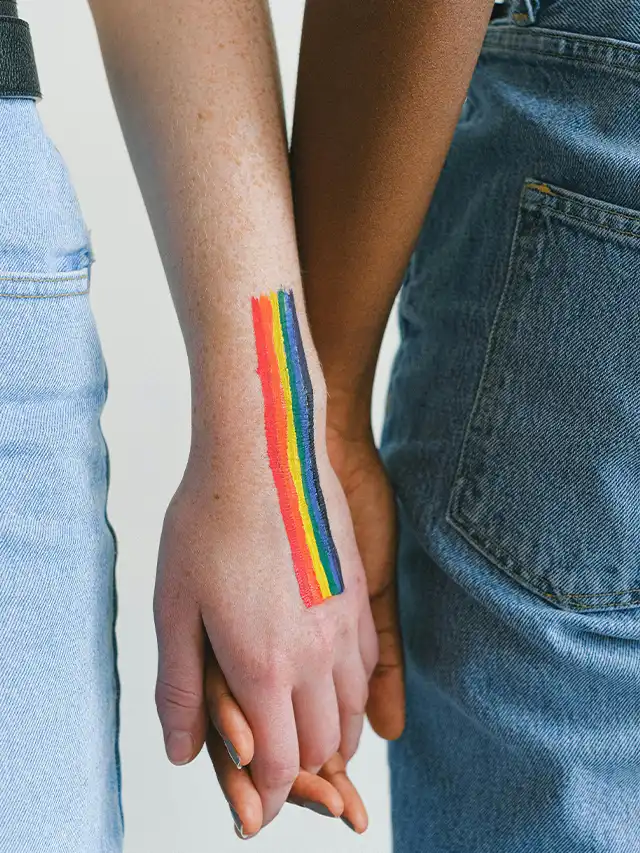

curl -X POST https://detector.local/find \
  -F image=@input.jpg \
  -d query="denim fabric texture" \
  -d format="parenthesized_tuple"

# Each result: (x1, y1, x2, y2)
(0, 100, 122, 852)
(382, 0, 640, 850)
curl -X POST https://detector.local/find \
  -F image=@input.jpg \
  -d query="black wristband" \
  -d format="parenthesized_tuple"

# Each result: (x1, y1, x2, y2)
(0, 15, 41, 98)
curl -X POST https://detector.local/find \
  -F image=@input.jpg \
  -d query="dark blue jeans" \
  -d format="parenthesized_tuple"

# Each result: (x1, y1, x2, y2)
(382, 1, 640, 850)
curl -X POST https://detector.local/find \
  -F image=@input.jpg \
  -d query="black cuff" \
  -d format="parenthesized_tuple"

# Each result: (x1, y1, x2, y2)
(0, 16, 41, 98)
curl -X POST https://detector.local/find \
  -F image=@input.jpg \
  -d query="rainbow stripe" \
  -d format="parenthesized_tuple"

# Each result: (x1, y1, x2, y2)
(252, 289, 344, 608)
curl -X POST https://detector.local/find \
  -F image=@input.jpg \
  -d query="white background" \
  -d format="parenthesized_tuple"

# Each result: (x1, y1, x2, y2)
(20, 2, 400, 852)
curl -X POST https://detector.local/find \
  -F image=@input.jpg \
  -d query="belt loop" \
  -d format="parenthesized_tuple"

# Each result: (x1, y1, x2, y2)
(0, 16, 41, 99)
(0, 1, 18, 17)
(509, 0, 540, 26)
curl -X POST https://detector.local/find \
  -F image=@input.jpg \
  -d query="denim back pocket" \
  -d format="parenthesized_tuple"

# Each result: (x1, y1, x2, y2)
(447, 179, 640, 611)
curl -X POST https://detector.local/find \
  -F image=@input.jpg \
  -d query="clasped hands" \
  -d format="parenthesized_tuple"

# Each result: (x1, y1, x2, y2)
(153, 409, 403, 839)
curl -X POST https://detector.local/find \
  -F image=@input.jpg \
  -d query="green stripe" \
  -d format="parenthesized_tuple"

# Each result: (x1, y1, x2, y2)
(277, 290, 338, 595)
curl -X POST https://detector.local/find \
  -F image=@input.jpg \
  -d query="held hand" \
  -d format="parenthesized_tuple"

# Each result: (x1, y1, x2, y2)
(153, 439, 378, 826)
(205, 653, 369, 839)
(325, 421, 405, 741)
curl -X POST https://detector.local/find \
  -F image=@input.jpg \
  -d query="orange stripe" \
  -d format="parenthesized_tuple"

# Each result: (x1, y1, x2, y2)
(252, 298, 314, 606)
(259, 296, 322, 604)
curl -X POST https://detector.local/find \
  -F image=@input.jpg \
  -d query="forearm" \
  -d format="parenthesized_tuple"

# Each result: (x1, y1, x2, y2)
(291, 0, 493, 430)
(88, 0, 323, 456)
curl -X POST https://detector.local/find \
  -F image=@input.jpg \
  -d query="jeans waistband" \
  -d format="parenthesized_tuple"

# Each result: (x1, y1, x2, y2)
(492, 0, 640, 43)
(0, 1, 41, 100)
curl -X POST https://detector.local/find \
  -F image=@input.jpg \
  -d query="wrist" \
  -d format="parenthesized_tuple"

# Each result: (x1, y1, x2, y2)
(325, 384, 373, 444)
(187, 286, 330, 469)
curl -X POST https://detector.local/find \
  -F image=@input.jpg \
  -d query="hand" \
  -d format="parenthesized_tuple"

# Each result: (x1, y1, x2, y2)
(153, 429, 378, 826)
(205, 652, 369, 839)
(325, 417, 405, 740)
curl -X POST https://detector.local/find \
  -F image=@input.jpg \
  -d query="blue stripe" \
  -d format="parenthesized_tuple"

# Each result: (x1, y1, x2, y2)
(284, 289, 344, 593)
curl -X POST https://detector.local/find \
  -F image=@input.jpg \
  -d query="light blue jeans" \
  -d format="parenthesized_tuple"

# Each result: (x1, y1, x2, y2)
(382, 1, 640, 851)
(0, 99, 122, 852)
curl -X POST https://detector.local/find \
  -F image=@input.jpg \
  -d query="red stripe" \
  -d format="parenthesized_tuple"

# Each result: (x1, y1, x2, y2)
(252, 297, 321, 606)
(259, 295, 322, 606)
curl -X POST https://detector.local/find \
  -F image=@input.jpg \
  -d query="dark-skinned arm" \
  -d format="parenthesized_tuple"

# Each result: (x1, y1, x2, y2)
(291, 0, 495, 739)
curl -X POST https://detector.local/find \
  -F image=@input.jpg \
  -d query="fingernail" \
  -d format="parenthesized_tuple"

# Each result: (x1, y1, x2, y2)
(224, 737, 242, 769)
(230, 805, 252, 839)
(341, 816, 357, 832)
(165, 731, 194, 765)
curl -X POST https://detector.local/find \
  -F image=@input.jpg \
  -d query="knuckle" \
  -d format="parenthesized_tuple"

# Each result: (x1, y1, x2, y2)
(364, 648, 379, 681)
(362, 628, 380, 679)
(342, 735, 359, 763)
(249, 654, 291, 692)
(306, 621, 336, 666)
(328, 732, 341, 760)
(340, 694, 364, 717)
(339, 679, 368, 717)
(155, 678, 202, 714)
(301, 728, 340, 771)
(260, 757, 299, 790)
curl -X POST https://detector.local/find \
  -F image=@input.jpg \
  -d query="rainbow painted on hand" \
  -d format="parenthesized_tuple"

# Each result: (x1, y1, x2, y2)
(252, 289, 345, 608)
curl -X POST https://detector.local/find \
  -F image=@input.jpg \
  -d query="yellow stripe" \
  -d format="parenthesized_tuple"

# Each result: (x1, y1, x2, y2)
(269, 292, 331, 599)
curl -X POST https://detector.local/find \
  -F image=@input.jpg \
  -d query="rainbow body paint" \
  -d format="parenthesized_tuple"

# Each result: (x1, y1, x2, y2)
(252, 289, 345, 608)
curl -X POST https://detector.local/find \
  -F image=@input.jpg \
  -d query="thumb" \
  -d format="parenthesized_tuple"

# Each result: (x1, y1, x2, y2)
(154, 591, 207, 765)
(366, 579, 405, 740)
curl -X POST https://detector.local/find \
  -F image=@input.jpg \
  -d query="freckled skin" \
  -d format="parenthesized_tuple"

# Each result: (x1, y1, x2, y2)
(87, 0, 378, 832)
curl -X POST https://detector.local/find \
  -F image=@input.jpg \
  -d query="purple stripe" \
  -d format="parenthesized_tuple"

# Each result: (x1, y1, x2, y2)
(284, 290, 344, 592)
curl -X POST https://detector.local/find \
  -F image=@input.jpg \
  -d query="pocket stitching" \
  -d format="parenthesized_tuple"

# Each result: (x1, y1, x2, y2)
(446, 178, 640, 610)
(527, 187, 640, 226)
(0, 288, 89, 299)
(0, 269, 90, 299)
(446, 181, 534, 558)
(482, 43, 640, 76)
(530, 207, 640, 244)
(447, 504, 640, 609)
(523, 182, 640, 238)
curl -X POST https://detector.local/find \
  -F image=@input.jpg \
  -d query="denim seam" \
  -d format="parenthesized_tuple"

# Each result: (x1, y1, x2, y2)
(527, 208, 640, 243)
(0, 273, 88, 282)
(448, 507, 640, 609)
(484, 26, 640, 57)
(0, 270, 90, 298)
(0, 288, 89, 298)
(447, 507, 562, 601)
(524, 184, 640, 228)
(482, 44, 640, 76)
(101, 363, 124, 836)
(446, 181, 533, 587)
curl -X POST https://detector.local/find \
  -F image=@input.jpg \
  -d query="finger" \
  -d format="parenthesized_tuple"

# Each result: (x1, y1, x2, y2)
(359, 599, 380, 682)
(206, 727, 263, 839)
(333, 651, 368, 762)
(320, 753, 369, 834)
(292, 673, 341, 774)
(241, 691, 300, 827)
(288, 768, 344, 818)
(205, 655, 254, 768)
(338, 712, 364, 764)
(367, 580, 405, 740)
(154, 592, 207, 766)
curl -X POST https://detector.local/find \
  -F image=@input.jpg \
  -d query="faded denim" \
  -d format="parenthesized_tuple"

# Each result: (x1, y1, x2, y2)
(382, 1, 640, 851)
(0, 100, 122, 852)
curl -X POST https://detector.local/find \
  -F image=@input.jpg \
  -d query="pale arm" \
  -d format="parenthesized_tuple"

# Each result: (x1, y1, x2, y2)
(88, 0, 378, 831)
